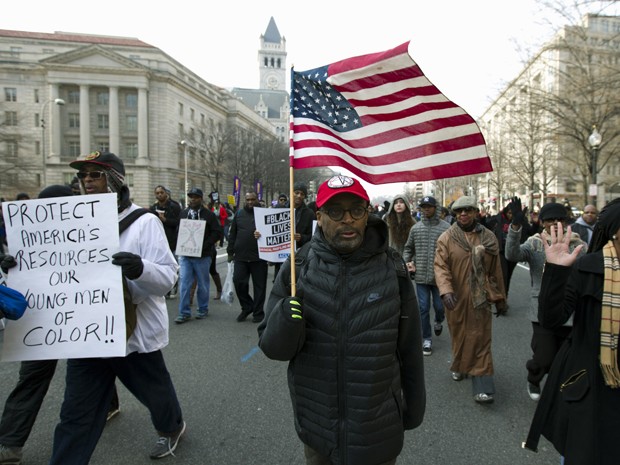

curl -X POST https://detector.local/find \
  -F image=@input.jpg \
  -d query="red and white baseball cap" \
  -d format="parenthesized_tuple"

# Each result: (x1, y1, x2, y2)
(316, 175, 369, 208)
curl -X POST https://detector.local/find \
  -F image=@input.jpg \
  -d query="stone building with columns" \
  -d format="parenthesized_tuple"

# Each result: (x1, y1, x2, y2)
(0, 29, 277, 207)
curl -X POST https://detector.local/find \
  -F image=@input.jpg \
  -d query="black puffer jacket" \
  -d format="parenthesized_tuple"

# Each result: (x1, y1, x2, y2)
(258, 215, 425, 465)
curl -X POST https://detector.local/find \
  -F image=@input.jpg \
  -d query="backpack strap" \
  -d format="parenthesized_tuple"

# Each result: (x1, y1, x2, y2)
(119, 208, 153, 235)
(117, 208, 152, 339)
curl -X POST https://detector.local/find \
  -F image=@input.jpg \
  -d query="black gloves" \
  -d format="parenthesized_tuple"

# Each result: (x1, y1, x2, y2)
(510, 197, 526, 226)
(495, 302, 509, 317)
(286, 297, 303, 320)
(112, 252, 144, 280)
(441, 293, 457, 311)
(0, 254, 17, 274)
(227, 253, 234, 263)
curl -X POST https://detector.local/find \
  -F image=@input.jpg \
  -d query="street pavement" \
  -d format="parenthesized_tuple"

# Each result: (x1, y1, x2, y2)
(0, 254, 562, 465)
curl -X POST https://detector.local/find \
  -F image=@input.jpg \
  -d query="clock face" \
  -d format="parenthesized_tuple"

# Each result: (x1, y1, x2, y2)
(267, 75, 279, 89)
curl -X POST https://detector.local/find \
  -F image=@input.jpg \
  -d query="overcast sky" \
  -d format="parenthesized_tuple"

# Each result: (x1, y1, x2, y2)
(5, 0, 611, 198)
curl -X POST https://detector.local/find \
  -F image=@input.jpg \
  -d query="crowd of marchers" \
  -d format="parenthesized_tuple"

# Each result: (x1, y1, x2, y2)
(0, 154, 618, 465)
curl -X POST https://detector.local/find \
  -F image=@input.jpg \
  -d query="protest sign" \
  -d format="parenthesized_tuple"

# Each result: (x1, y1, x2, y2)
(175, 219, 206, 257)
(254, 207, 291, 263)
(1, 193, 125, 361)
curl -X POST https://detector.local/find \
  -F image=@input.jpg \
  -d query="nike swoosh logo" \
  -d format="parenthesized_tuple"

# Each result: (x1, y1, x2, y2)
(367, 293, 381, 303)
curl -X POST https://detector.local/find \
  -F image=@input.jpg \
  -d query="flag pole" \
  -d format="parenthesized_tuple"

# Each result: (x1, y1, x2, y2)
(289, 64, 297, 296)
(289, 165, 296, 296)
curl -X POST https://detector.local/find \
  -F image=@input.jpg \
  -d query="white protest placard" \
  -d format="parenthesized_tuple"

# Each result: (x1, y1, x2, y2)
(175, 219, 206, 257)
(1, 193, 126, 361)
(254, 207, 292, 263)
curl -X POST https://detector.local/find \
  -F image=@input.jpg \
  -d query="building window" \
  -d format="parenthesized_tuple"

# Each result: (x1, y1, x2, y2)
(97, 141, 109, 152)
(6, 141, 18, 157)
(126, 115, 137, 131)
(34, 89, 40, 103)
(125, 93, 137, 108)
(566, 181, 577, 193)
(68, 89, 80, 104)
(69, 141, 80, 158)
(178, 103, 184, 117)
(34, 113, 40, 127)
(4, 88, 17, 102)
(35, 141, 41, 155)
(69, 113, 80, 128)
(190, 108, 195, 121)
(125, 143, 138, 159)
(63, 172, 76, 185)
(97, 91, 109, 106)
(178, 123, 184, 138)
(4, 111, 18, 126)
(97, 114, 109, 129)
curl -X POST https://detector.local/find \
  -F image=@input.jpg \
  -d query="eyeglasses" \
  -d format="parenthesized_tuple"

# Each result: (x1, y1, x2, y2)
(453, 207, 476, 214)
(321, 205, 367, 221)
(76, 171, 106, 180)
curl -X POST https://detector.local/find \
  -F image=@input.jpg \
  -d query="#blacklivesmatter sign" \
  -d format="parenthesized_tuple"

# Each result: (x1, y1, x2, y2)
(1, 193, 126, 361)
(254, 207, 292, 263)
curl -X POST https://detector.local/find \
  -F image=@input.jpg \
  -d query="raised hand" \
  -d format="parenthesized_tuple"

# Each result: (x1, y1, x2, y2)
(510, 197, 525, 225)
(541, 223, 584, 267)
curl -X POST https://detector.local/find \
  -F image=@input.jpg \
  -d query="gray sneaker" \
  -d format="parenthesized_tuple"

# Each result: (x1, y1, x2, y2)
(0, 444, 23, 465)
(149, 421, 186, 459)
(174, 315, 191, 324)
(422, 339, 432, 356)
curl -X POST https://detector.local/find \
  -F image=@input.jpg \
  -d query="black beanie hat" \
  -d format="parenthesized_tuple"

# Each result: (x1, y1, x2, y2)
(38, 185, 74, 199)
(539, 202, 568, 221)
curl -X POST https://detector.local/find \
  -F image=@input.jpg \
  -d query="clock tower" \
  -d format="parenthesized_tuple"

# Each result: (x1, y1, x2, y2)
(259, 17, 286, 91)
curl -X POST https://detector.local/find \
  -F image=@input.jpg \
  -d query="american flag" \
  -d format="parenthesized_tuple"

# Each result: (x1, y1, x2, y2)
(290, 42, 492, 184)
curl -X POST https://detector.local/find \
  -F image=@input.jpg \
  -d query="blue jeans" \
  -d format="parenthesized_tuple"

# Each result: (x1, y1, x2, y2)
(49, 351, 183, 465)
(416, 283, 445, 340)
(178, 255, 212, 316)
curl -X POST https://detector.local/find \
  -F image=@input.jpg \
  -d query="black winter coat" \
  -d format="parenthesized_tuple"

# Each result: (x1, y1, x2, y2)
(527, 254, 620, 465)
(258, 216, 426, 465)
(227, 207, 261, 262)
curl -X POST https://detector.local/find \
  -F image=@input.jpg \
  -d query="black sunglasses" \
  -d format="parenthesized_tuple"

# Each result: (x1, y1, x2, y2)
(453, 207, 476, 214)
(320, 205, 367, 221)
(76, 171, 106, 180)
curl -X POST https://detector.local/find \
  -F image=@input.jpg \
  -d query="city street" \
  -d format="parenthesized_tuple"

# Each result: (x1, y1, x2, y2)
(0, 253, 561, 465)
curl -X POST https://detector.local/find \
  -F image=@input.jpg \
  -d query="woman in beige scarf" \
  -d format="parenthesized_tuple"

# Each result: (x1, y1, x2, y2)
(528, 197, 620, 464)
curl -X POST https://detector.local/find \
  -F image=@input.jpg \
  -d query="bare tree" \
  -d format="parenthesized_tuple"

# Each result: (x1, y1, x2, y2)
(534, 0, 620, 205)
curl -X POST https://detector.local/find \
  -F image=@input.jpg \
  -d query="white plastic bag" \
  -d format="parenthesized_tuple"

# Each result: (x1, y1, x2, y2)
(221, 262, 235, 305)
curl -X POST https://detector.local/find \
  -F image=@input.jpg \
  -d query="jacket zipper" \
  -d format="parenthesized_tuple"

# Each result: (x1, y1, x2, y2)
(338, 260, 347, 465)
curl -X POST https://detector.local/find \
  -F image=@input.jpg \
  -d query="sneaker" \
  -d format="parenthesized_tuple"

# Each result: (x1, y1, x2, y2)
(195, 311, 208, 319)
(174, 315, 191, 324)
(251, 315, 264, 323)
(474, 393, 494, 404)
(149, 421, 186, 459)
(0, 444, 23, 464)
(236, 311, 251, 322)
(434, 322, 443, 336)
(527, 382, 541, 401)
(422, 340, 432, 356)
(451, 372, 464, 381)
(106, 406, 120, 422)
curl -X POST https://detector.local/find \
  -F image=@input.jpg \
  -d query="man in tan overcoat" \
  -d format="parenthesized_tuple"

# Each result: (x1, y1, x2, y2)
(434, 195, 507, 404)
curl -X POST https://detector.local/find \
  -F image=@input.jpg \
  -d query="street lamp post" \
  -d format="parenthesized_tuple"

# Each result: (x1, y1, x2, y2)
(40, 98, 65, 187)
(181, 140, 189, 203)
(588, 125, 602, 207)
